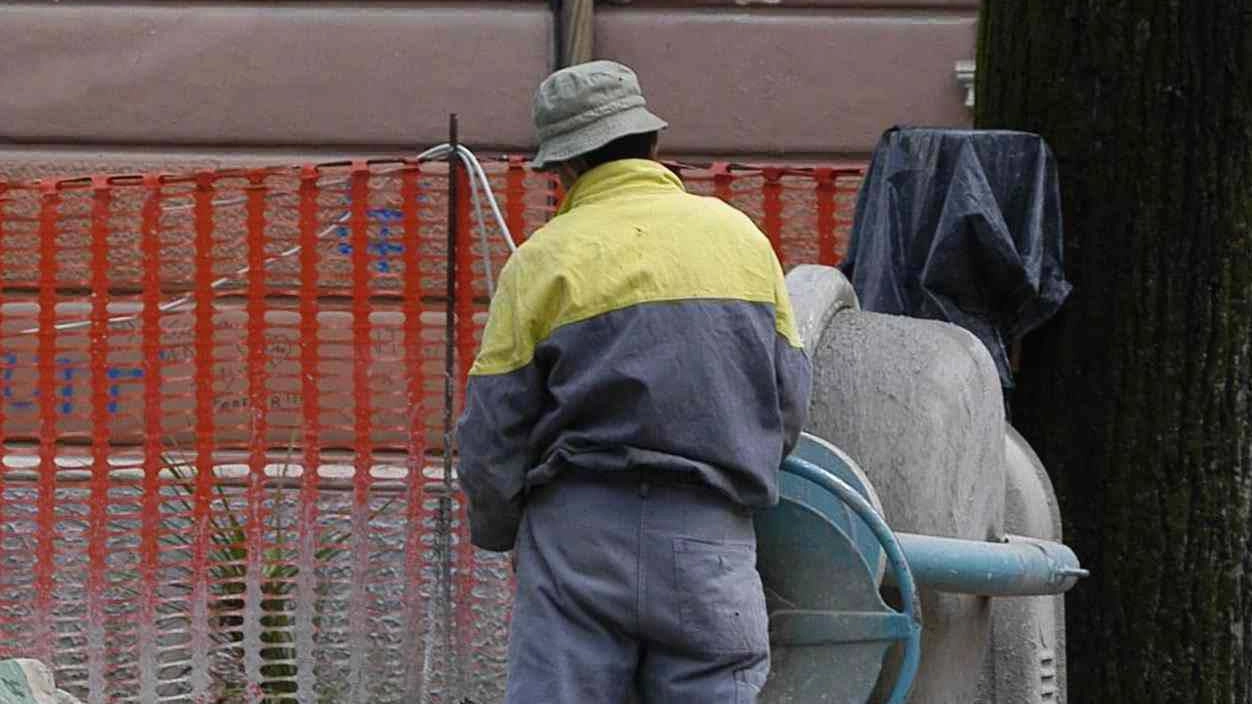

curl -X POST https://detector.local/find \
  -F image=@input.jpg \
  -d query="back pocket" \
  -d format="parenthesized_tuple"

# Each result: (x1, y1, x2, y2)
(734, 666, 767, 704)
(673, 537, 769, 655)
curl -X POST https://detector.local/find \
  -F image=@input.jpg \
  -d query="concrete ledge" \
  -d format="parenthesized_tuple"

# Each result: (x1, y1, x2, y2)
(0, 147, 870, 183)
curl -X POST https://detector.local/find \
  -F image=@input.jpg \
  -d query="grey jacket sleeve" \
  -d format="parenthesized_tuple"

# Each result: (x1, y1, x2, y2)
(454, 259, 548, 552)
(771, 256, 813, 458)
(775, 337, 813, 458)
(456, 363, 547, 551)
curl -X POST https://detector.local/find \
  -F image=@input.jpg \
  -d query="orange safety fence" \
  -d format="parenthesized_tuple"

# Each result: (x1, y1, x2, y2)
(0, 155, 863, 703)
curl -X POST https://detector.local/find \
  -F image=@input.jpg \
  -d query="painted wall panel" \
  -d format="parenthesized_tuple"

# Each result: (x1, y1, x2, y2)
(0, 4, 551, 149)
(597, 8, 976, 155)
(0, 3, 976, 160)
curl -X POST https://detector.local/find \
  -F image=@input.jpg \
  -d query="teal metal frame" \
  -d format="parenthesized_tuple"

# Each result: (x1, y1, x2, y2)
(779, 455, 923, 704)
(887, 533, 1088, 596)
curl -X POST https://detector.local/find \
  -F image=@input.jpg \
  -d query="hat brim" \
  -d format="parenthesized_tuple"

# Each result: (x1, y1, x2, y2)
(530, 106, 668, 170)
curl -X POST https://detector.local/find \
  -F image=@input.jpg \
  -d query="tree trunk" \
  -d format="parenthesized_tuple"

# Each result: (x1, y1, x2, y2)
(976, 3, 1252, 703)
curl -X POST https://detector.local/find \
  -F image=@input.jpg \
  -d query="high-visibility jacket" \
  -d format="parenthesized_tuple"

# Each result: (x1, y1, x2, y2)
(456, 159, 812, 551)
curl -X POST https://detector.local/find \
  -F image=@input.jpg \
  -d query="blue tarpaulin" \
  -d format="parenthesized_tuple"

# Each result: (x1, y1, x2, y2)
(841, 127, 1072, 388)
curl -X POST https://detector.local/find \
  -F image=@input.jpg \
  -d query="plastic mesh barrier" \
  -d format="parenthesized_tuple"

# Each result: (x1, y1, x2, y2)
(0, 156, 863, 703)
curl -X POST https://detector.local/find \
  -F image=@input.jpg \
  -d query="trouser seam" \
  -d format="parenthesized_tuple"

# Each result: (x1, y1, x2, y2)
(635, 484, 644, 638)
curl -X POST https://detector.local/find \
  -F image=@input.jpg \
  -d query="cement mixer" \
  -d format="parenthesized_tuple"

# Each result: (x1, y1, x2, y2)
(755, 264, 1086, 703)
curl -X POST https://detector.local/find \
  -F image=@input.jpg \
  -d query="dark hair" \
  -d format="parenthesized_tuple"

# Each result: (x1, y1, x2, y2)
(577, 131, 659, 170)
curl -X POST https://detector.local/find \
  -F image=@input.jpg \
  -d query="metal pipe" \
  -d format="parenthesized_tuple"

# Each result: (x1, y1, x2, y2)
(443, 114, 459, 494)
(432, 113, 466, 694)
(561, 0, 594, 67)
(884, 533, 1088, 596)
(550, 0, 564, 71)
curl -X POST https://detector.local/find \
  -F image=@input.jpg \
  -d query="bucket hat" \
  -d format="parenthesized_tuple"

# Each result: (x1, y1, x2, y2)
(531, 60, 668, 170)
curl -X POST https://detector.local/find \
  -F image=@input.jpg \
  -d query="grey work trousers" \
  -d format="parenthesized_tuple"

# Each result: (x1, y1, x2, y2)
(506, 470, 770, 704)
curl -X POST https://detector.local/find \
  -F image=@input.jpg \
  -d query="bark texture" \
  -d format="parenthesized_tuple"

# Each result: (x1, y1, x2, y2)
(977, 2, 1252, 702)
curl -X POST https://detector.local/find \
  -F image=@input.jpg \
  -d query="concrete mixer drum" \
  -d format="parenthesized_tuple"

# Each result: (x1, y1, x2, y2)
(757, 434, 921, 703)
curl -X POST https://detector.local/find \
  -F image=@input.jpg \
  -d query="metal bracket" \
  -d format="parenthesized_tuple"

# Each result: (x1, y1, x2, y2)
(770, 609, 915, 647)
(955, 60, 976, 109)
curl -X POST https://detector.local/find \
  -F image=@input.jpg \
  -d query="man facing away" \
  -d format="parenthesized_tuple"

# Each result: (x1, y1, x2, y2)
(455, 60, 812, 704)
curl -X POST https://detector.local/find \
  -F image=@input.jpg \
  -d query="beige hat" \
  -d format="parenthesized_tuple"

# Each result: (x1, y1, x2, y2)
(531, 60, 668, 170)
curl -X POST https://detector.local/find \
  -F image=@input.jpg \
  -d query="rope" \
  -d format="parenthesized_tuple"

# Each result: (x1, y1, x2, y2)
(15, 145, 519, 335)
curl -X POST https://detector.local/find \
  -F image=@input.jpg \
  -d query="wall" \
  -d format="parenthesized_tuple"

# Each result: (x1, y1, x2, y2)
(0, 0, 976, 180)
(597, 1, 977, 158)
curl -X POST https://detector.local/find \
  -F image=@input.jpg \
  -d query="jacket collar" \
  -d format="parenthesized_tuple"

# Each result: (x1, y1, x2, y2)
(556, 159, 686, 216)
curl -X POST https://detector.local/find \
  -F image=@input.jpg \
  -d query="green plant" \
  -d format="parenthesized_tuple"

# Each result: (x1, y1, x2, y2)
(154, 436, 394, 704)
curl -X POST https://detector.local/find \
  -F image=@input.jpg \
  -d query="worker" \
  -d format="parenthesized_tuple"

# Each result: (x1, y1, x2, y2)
(456, 60, 812, 704)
